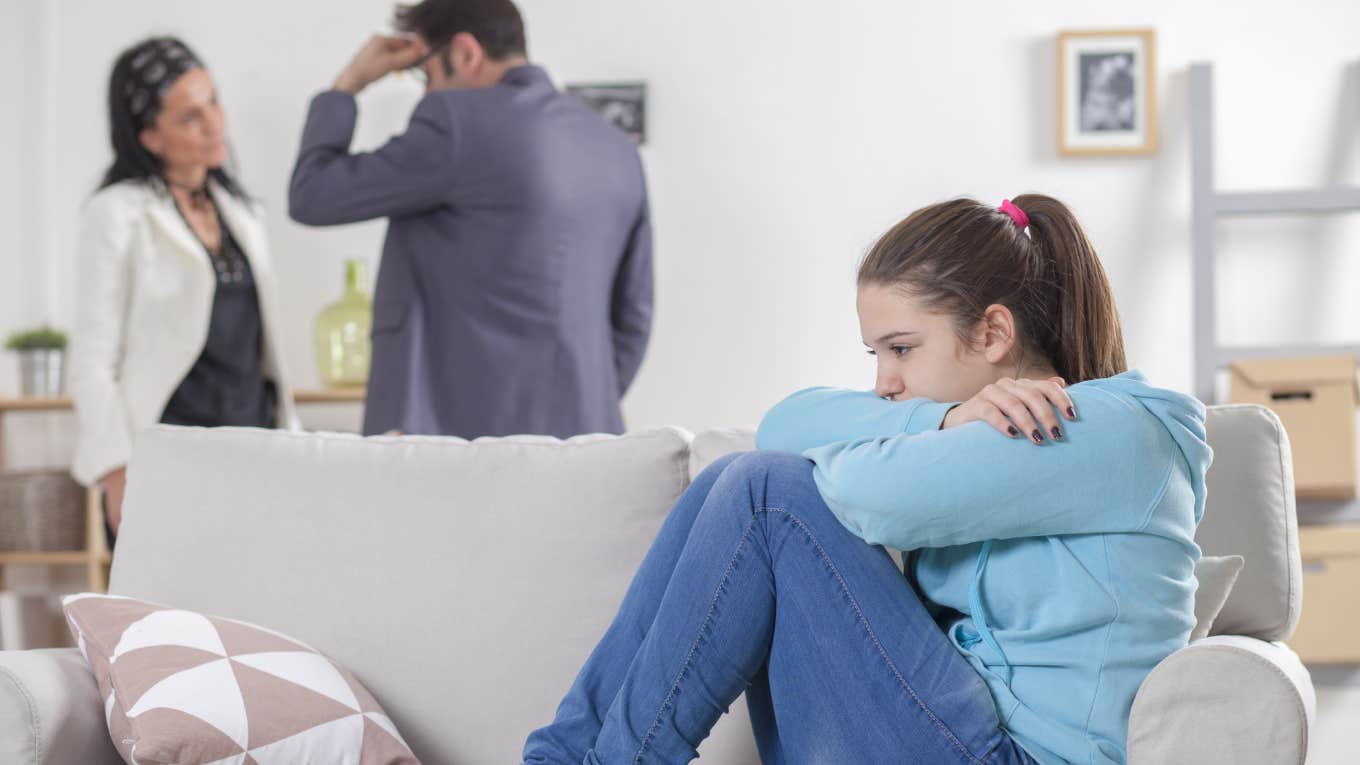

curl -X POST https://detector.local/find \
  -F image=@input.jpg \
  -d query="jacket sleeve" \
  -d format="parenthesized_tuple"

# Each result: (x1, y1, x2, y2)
(801, 388, 1177, 550)
(755, 387, 957, 453)
(289, 91, 458, 225)
(69, 195, 136, 487)
(610, 188, 654, 396)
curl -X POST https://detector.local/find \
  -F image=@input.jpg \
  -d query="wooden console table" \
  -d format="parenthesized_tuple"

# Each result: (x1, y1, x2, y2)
(0, 388, 365, 592)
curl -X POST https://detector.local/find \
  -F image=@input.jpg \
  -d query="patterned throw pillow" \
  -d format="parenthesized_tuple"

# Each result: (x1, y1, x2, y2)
(63, 593, 421, 765)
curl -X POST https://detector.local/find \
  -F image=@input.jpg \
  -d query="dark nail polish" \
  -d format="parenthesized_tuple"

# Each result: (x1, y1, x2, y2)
(1031, 429, 1043, 443)
(1067, 407, 1076, 419)
(1007, 426, 1019, 437)
(1051, 426, 1062, 440)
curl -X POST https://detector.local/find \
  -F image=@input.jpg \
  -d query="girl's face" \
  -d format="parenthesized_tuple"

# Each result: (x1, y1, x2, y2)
(138, 68, 228, 177)
(857, 282, 1015, 403)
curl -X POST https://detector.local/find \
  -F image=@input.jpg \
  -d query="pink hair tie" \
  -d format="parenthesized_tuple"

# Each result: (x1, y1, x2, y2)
(999, 199, 1029, 230)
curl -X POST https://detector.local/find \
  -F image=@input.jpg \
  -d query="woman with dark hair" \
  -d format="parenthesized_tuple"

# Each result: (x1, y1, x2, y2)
(523, 196, 1210, 764)
(70, 37, 299, 537)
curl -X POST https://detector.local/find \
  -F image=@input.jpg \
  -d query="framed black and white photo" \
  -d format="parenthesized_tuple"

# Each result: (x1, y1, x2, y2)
(567, 82, 647, 146)
(1058, 29, 1157, 156)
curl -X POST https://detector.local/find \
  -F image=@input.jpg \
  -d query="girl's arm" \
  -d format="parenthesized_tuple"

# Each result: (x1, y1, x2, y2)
(756, 387, 956, 453)
(803, 388, 1179, 549)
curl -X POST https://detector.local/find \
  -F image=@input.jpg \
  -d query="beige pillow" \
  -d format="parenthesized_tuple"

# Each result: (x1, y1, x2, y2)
(1191, 555, 1246, 642)
(63, 593, 419, 765)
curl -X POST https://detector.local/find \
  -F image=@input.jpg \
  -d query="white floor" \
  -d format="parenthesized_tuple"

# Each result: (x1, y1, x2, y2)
(1310, 679, 1360, 765)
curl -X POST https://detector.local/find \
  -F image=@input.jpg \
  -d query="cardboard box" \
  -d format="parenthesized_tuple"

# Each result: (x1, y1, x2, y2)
(1230, 355, 1359, 499)
(1288, 525, 1360, 663)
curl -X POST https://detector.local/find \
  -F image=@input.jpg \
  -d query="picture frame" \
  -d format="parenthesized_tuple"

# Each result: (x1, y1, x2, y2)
(566, 82, 647, 146)
(1058, 29, 1157, 156)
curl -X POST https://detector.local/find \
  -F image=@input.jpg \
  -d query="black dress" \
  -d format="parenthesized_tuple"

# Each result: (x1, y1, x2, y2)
(160, 202, 277, 428)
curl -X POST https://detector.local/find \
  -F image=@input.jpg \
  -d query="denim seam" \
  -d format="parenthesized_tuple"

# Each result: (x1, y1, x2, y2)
(632, 514, 763, 764)
(760, 506, 988, 765)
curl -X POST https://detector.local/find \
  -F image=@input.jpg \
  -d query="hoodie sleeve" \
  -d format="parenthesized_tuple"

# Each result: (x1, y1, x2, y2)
(755, 387, 958, 453)
(803, 387, 1179, 550)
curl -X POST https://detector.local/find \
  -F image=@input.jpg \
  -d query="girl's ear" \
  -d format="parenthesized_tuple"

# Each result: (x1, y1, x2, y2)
(978, 303, 1018, 364)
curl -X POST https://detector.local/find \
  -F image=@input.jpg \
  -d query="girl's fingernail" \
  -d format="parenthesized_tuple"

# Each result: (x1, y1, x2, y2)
(1051, 426, 1062, 440)
(1007, 426, 1019, 437)
(1031, 429, 1044, 443)
(1066, 407, 1076, 419)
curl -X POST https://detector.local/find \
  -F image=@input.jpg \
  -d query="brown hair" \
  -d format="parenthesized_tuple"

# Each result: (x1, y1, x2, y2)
(857, 194, 1127, 383)
(393, 0, 527, 61)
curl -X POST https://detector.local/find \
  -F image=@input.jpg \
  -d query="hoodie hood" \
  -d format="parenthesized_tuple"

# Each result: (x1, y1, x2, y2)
(1079, 369, 1213, 523)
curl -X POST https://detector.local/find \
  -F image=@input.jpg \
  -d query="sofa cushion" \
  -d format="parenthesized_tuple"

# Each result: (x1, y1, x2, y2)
(1190, 555, 1244, 642)
(690, 428, 757, 479)
(63, 593, 417, 765)
(0, 647, 124, 765)
(110, 426, 759, 764)
(1198, 405, 1302, 641)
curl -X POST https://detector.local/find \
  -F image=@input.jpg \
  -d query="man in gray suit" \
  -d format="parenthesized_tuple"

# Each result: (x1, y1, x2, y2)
(290, 0, 652, 438)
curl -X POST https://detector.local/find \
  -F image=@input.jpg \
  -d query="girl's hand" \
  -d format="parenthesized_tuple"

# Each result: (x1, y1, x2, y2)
(940, 377, 1076, 444)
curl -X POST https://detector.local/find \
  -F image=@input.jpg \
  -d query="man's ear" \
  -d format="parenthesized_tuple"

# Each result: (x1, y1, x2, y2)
(450, 31, 485, 74)
(978, 303, 1018, 364)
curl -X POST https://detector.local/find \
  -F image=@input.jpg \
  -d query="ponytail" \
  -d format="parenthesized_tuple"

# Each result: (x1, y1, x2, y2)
(1011, 194, 1126, 382)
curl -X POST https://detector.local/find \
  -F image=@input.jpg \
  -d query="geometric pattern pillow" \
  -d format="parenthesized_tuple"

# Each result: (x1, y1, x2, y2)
(62, 593, 421, 765)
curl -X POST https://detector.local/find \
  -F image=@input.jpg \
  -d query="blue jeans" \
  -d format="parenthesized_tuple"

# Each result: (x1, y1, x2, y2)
(522, 451, 1037, 765)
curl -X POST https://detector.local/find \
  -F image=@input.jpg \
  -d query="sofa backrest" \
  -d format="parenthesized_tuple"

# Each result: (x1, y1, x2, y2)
(111, 426, 761, 764)
(690, 403, 1302, 643)
(1198, 405, 1301, 641)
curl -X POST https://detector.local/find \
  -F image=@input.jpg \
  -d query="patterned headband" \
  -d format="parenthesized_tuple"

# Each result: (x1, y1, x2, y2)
(122, 39, 202, 128)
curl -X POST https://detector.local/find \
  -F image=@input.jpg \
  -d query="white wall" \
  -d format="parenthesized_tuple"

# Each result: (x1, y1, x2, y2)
(4, 0, 1357, 435)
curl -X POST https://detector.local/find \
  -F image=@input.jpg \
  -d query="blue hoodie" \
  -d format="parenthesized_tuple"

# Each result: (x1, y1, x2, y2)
(755, 370, 1212, 765)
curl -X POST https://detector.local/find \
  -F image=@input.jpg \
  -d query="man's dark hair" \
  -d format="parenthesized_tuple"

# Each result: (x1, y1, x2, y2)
(394, 0, 527, 61)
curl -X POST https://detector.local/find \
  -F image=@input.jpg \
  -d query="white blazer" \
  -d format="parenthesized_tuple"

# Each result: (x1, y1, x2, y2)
(70, 179, 300, 486)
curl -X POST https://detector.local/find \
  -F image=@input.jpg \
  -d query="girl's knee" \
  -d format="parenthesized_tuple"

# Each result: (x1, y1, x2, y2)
(693, 451, 746, 486)
(725, 450, 817, 490)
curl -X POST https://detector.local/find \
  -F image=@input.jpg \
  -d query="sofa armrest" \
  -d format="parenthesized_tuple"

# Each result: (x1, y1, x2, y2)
(0, 648, 122, 765)
(1128, 636, 1314, 765)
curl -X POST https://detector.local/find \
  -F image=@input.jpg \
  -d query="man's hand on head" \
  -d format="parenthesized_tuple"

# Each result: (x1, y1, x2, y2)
(333, 34, 428, 95)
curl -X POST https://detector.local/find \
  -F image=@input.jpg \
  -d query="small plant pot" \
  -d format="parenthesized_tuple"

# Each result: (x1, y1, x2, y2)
(16, 349, 65, 397)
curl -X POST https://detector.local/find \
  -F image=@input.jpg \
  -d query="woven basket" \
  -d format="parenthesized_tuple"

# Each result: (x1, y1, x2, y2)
(0, 470, 86, 551)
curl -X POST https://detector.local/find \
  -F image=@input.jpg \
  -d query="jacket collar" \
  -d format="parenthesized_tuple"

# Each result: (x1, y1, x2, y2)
(499, 64, 554, 91)
(143, 180, 268, 279)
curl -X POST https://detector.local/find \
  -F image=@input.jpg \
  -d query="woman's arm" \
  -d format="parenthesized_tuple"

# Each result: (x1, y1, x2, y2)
(69, 194, 136, 489)
(804, 388, 1177, 549)
(755, 387, 957, 453)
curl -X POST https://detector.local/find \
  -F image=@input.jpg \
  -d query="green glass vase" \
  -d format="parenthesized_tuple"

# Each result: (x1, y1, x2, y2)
(313, 259, 372, 387)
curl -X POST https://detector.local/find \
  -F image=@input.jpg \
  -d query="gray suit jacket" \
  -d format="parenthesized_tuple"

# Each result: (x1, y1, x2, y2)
(290, 66, 652, 438)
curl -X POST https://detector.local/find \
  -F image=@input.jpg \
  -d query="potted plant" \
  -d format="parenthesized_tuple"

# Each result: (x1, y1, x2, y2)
(4, 325, 68, 397)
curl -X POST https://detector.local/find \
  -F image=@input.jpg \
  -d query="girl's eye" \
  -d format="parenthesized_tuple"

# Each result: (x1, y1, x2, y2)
(891, 345, 912, 358)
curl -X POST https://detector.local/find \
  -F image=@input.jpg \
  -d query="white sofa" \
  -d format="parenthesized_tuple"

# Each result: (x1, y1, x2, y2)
(0, 404, 1313, 764)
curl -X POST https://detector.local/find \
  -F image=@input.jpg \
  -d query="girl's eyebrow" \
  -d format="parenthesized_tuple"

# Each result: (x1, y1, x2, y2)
(873, 331, 919, 344)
